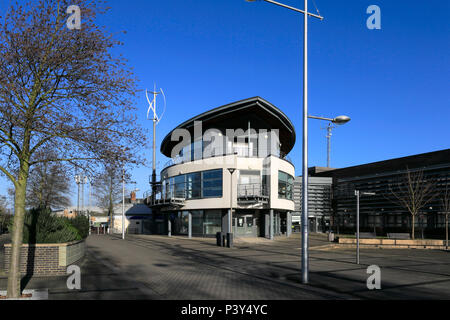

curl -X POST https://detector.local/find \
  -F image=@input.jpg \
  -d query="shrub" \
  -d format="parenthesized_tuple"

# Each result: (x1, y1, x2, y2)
(65, 215, 90, 239)
(9, 208, 83, 244)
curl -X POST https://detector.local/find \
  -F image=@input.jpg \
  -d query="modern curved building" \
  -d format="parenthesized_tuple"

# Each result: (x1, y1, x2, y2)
(145, 97, 296, 239)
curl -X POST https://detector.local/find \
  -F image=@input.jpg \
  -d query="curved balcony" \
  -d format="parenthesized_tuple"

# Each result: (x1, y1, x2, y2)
(162, 149, 293, 173)
(237, 183, 269, 205)
(144, 188, 186, 208)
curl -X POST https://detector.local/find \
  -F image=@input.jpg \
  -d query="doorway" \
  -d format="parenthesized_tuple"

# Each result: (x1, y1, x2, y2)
(235, 214, 257, 237)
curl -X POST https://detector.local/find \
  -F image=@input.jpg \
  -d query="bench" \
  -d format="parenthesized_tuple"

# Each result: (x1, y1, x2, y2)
(356, 232, 377, 239)
(387, 233, 411, 239)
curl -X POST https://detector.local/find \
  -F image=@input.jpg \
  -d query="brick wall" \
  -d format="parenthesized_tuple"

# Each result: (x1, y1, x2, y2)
(3, 240, 85, 276)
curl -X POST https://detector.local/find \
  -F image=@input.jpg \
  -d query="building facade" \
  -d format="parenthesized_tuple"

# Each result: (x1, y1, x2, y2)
(313, 149, 450, 238)
(144, 97, 296, 238)
(292, 176, 333, 233)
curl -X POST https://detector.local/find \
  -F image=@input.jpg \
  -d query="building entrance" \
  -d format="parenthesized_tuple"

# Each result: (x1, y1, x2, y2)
(235, 214, 257, 237)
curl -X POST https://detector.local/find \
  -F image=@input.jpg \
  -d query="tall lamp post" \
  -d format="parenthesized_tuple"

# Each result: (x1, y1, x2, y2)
(308, 115, 351, 167)
(355, 190, 376, 264)
(246, 0, 323, 284)
(120, 147, 129, 240)
(75, 175, 81, 214)
(227, 168, 236, 248)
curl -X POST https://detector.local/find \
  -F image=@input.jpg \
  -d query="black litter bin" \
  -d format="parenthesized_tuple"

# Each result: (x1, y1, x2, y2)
(216, 232, 223, 247)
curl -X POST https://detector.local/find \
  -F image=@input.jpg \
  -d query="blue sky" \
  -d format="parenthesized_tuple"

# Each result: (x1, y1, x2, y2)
(0, 0, 449, 207)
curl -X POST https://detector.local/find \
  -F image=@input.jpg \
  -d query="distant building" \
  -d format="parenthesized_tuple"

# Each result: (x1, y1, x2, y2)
(312, 149, 450, 238)
(55, 194, 152, 235)
(292, 176, 332, 233)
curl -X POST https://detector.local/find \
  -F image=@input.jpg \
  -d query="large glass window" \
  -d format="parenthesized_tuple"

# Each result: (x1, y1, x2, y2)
(279, 171, 294, 200)
(191, 210, 204, 236)
(204, 210, 222, 235)
(202, 170, 223, 198)
(186, 172, 201, 199)
(165, 169, 223, 200)
(174, 175, 186, 198)
(166, 178, 174, 199)
(174, 211, 189, 235)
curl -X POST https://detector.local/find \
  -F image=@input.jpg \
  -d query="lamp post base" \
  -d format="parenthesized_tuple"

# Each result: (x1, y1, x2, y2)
(226, 233, 234, 248)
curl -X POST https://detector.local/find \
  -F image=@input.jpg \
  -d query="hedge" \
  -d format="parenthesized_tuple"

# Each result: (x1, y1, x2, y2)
(9, 208, 90, 244)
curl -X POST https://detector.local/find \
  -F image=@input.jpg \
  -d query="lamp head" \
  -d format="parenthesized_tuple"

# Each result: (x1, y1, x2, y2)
(332, 116, 351, 125)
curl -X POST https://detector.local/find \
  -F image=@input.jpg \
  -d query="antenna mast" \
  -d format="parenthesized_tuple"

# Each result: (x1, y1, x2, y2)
(146, 84, 166, 202)
(323, 123, 336, 168)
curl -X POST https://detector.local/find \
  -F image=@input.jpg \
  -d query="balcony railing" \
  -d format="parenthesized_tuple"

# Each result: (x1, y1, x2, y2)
(237, 183, 269, 205)
(162, 150, 293, 172)
(144, 189, 186, 208)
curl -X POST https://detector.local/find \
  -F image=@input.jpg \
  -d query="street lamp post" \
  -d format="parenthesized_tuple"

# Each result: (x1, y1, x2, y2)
(246, 0, 323, 284)
(308, 115, 351, 168)
(227, 168, 236, 248)
(75, 175, 81, 214)
(120, 147, 129, 240)
(355, 190, 376, 264)
(122, 166, 125, 240)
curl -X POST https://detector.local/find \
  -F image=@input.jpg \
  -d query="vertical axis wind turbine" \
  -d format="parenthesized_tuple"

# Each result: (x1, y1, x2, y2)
(146, 84, 166, 202)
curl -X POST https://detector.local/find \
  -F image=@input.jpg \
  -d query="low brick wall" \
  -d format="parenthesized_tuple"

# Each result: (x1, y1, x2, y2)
(338, 238, 447, 250)
(3, 240, 85, 276)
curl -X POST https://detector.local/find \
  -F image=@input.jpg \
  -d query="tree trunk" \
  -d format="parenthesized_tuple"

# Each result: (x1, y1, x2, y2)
(7, 166, 29, 298)
(411, 214, 415, 240)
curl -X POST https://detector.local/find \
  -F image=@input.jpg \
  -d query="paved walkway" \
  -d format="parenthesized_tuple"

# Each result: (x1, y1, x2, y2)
(80, 233, 346, 300)
(83, 233, 450, 299)
(1, 233, 450, 299)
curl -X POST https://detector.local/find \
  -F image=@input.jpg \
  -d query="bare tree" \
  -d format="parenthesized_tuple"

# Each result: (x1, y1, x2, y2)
(93, 162, 129, 233)
(389, 169, 436, 240)
(0, 195, 9, 234)
(441, 184, 450, 250)
(26, 149, 72, 209)
(0, 0, 147, 297)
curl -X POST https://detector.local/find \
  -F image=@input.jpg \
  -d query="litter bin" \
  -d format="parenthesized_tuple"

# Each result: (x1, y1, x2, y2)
(328, 231, 335, 242)
(216, 232, 223, 247)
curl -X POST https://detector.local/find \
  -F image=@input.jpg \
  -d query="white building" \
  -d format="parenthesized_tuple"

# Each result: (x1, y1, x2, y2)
(145, 97, 296, 239)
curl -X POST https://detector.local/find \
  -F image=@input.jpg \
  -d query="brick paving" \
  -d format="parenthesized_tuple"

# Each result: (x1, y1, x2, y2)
(82, 233, 450, 300)
(1, 233, 450, 299)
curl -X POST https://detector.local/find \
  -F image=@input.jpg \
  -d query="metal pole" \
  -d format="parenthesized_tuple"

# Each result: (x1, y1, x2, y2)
(301, 0, 309, 284)
(152, 118, 157, 199)
(122, 167, 125, 240)
(88, 177, 92, 216)
(327, 125, 332, 168)
(81, 177, 85, 215)
(356, 190, 360, 264)
(76, 177, 80, 214)
(229, 175, 232, 234)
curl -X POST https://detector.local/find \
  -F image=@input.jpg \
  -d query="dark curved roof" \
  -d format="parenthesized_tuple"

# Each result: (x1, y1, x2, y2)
(160, 97, 296, 157)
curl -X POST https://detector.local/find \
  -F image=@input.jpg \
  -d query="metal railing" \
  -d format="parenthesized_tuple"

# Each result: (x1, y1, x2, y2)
(237, 183, 269, 200)
(145, 188, 186, 207)
(162, 150, 293, 172)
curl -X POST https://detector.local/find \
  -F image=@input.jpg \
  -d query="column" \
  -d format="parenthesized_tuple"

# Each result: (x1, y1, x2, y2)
(316, 217, 319, 233)
(168, 217, 172, 237)
(270, 210, 274, 240)
(222, 210, 229, 234)
(188, 212, 192, 239)
(287, 212, 292, 238)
